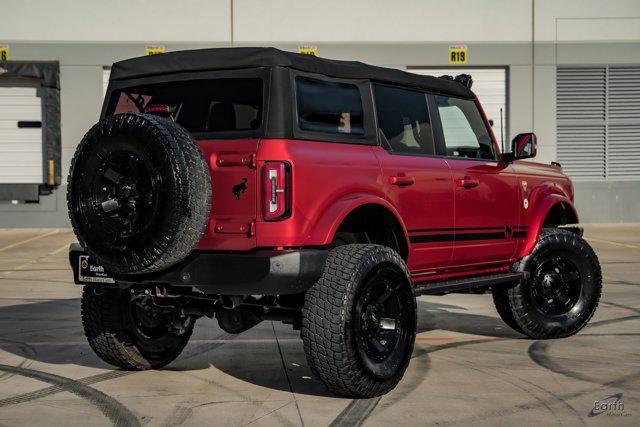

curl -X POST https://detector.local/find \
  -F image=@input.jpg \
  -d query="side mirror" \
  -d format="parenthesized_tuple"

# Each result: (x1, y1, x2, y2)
(503, 132, 537, 162)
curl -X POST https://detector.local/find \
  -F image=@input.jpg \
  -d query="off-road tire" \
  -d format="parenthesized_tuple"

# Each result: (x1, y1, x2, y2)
(301, 244, 417, 397)
(493, 228, 601, 339)
(67, 113, 211, 274)
(81, 286, 194, 369)
(492, 285, 525, 334)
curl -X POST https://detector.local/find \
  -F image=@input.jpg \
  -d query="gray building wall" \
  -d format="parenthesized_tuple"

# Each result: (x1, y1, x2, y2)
(1, 0, 639, 226)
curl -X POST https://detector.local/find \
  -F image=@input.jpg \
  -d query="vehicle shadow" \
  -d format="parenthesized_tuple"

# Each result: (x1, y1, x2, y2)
(0, 297, 522, 397)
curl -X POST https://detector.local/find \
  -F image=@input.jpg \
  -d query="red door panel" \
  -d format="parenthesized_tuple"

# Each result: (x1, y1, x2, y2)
(373, 147, 454, 273)
(447, 159, 519, 266)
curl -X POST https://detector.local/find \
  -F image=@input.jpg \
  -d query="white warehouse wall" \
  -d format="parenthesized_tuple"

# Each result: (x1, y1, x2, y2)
(535, 0, 640, 42)
(3, 0, 639, 44)
(233, 0, 531, 43)
(0, 0, 231, 42)
(0, 0, 640, 225)
(1, 0, 532, 44)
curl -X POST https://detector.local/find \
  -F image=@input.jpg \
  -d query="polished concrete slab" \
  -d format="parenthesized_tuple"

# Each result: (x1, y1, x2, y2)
(0, 226, 638, 426)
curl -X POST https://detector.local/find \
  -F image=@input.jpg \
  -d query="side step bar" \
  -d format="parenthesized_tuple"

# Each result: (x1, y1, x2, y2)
(414, 272, 525, 296)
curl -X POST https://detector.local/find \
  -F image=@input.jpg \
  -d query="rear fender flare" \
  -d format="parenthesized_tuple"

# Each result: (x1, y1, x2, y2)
(518, 194, 579, 258)
(307, 194, 410, 250)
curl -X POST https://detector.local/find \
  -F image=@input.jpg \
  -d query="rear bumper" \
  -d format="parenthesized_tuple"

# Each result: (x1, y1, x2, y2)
(69, 243, 328, 295)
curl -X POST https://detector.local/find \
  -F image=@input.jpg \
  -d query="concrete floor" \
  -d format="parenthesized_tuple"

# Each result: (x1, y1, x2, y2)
(0, 226, 638, 426)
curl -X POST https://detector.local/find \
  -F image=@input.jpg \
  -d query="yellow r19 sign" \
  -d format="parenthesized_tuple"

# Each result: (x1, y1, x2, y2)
(449, 45, 467, 64)
(146, 45, 165, 56)
(0, 45, 8, 61)
(298, 45, 318, 56)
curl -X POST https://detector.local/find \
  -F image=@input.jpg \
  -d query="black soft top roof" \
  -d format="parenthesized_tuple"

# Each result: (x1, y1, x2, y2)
(110, 47, 473, 99)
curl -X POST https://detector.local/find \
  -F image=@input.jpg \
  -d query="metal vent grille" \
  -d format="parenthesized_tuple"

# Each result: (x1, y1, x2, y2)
(557, 68, 606, 121)
(557, 124, 606, 180)
(608, 124, 640, 179)
(557, 66, 640, 181)
(608, 67, 640, 121)
(557, 68, 606, 181)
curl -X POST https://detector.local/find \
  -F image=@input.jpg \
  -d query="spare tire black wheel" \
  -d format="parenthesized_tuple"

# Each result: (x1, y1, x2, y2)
(67, 113, 211, 274)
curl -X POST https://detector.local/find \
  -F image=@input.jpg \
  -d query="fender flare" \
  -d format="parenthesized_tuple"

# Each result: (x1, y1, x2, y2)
(518, 194, 579, 258)
(306, 193, 410, 251)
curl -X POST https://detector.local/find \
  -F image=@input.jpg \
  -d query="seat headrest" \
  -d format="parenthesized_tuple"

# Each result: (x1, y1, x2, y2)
(207, 102, 236, 131)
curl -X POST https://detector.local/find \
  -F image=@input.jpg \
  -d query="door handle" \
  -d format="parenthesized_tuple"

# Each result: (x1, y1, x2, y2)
(456, 178, 479, 189)
(389, 176, 415, 186)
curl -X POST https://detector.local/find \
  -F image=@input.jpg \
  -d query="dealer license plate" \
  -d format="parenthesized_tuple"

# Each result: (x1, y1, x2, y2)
(77, 255, 115, 284)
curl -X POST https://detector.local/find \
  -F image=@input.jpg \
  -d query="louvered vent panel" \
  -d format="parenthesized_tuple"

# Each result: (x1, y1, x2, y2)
(557, 68, 606, 121)
(607, 124, 640, 179)
(606, 67, 640, 179)
(557, 125, 606, 180)
(556, 67, 606, 180)
(608, 67, 640, 121)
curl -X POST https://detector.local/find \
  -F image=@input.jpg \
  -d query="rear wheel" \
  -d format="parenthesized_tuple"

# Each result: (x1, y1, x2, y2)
(302, 244, 416, 397)
(493, 228, 601, 339)
(81, 286, 194, 369)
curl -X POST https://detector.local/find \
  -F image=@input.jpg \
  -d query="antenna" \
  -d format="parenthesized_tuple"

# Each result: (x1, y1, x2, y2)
(500, 107, 505, 152)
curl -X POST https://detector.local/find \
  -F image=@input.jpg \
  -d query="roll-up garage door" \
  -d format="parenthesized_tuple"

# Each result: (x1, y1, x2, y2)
(407, 68, 507, 148)
(0, 86, 43, 184)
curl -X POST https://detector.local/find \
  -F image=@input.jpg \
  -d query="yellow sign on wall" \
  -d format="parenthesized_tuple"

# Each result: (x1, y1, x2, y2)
(449, 44, 467, 64)
(146, 45, 165, 56)
(298, 45, 318, 56)
(0, 44, 9, 61)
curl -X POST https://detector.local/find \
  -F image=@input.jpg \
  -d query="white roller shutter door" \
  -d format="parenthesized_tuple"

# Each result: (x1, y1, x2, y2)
(0, 86, 43, 184)
(407, 68, 507, 148)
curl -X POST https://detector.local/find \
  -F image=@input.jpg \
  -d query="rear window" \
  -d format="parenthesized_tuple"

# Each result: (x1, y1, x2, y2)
(295, 77, 364, 136)
(108, 78, 263, 134)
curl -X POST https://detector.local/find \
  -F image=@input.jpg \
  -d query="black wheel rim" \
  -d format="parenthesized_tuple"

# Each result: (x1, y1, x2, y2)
(130, 302, 168, 340)
(530, 254, 582, 315)
(355, 266, 414, 380)
(87, 149, 161, 246)
(124, 295, 192, 356)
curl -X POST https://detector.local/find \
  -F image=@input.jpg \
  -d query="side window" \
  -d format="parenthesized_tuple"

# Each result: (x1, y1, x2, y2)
(372, 85, 435, 155)
(435, 96, 496, 160)
(295, 77, 364, 136)
(109, 78, 263, 134)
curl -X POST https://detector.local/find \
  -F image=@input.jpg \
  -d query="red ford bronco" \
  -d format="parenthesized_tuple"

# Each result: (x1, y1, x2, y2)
(67, 47, 601, 398)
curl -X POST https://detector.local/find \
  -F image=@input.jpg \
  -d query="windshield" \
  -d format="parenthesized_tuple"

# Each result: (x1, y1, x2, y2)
(107, 78, 263, 134)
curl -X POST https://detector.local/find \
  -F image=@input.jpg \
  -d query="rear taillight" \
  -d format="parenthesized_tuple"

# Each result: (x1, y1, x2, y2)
(262, 162, 291, 221)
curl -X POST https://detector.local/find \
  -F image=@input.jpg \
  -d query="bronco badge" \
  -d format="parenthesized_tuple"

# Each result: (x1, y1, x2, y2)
(232, 178, 248, 200)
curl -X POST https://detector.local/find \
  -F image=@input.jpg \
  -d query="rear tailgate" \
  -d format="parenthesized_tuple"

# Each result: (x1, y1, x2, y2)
(196, 139, 259, 250)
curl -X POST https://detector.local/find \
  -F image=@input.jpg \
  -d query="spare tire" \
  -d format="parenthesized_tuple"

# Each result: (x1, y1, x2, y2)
(67, 113, 211, 274)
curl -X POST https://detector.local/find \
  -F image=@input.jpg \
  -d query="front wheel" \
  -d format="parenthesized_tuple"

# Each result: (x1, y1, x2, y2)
(81, 286, 194, 369)
(301, 244, 417, 397)
(493, 228, 602, 339)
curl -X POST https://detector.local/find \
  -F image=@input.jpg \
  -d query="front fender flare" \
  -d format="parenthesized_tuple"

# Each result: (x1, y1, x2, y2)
(518, 194, 579, 259)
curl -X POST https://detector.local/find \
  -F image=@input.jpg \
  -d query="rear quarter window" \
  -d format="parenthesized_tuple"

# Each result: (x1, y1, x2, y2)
(107, 78, 263, 134)
(295, 77, 364, 136)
